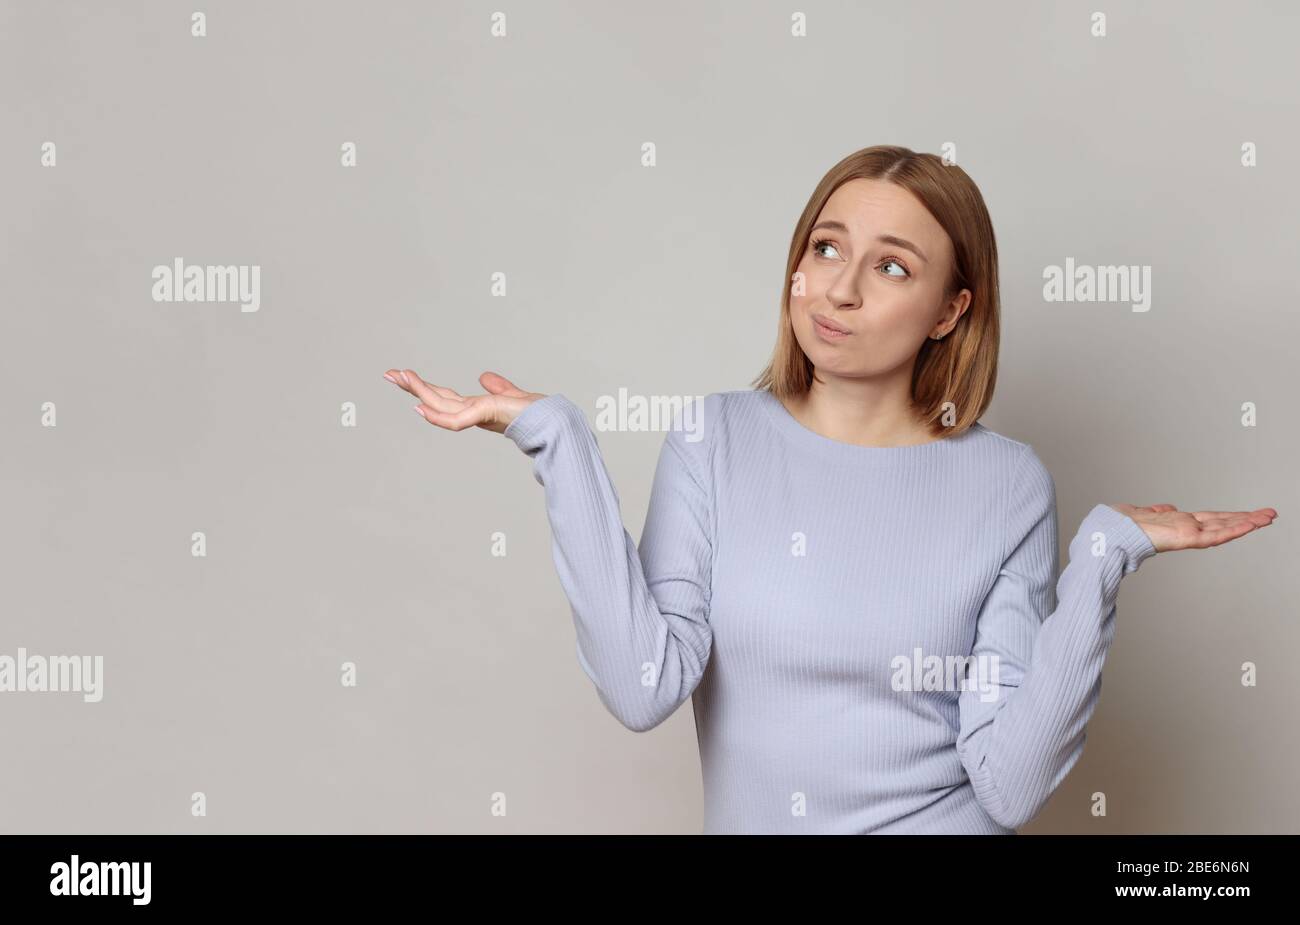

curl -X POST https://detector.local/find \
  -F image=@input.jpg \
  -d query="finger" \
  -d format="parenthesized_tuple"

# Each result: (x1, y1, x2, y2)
(410, 389, 469, 418)
(479, 371, 530, 398)
(382, 368, 465, 402)
(1191, 510, 1276, 527)
(1191, 511, 1276, 544)
(400, 369, 466, 405)
(1190, 520, 1261, 549)
(414, 401, 488, 432)
(1244, 510, 1277, 525)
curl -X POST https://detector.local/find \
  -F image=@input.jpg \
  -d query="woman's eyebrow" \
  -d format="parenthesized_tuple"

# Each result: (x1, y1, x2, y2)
(810, 220, 928, 263)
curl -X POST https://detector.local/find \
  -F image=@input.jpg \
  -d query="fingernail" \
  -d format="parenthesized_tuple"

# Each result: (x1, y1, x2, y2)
(413, 404, 425, 416)
(384, 373, 398, 384)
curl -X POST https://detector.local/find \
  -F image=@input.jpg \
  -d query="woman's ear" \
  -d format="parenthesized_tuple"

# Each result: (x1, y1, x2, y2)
(932, 287, 973, 339)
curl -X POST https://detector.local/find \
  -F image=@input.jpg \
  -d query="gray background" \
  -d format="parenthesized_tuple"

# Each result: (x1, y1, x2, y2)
(1, 0, 1295, 833)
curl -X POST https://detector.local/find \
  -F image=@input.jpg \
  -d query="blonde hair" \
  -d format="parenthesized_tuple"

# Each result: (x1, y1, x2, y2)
(751, 145, 1000, 439)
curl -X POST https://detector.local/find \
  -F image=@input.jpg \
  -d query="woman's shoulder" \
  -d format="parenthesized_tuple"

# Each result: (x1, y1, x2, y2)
(664, 389, 755, 438)
(965, 421, 1033, 459)
(967, 424, 1056, 502)
(657, 389, 755, 471)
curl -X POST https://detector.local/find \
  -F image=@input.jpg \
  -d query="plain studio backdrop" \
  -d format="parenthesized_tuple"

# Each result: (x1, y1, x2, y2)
(1, 0, 1295, 834)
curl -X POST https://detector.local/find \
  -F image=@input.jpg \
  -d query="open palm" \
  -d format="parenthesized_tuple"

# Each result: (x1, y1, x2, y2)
(1108, 503, 1277, 554)
(383, 368, 545, 434)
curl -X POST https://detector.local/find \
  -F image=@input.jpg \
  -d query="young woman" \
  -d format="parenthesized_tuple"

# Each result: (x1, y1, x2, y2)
(384, 145, 1276, 834)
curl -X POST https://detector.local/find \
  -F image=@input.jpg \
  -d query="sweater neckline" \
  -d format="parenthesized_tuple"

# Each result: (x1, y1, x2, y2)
(756, 388, 976, 464)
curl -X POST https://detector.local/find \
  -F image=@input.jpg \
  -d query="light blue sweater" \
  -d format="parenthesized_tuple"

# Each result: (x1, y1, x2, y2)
(504, 388, 1157, 833)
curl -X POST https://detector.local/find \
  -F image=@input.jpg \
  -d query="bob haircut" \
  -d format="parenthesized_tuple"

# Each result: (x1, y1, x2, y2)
(751, 145, 1000, 440)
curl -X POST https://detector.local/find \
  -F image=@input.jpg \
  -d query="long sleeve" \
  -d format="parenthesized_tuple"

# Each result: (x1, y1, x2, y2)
(504, 393, 715, 733)
(955, 444, 1158, 830)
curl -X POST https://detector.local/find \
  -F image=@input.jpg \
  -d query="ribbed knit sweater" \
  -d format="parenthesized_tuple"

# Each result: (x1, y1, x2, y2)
(504, 388, 1157, 834)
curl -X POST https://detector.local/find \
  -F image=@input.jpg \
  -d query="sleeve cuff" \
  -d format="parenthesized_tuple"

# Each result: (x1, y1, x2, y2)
(503, 393, 582, 450)
(1079, 502, 1158, 572)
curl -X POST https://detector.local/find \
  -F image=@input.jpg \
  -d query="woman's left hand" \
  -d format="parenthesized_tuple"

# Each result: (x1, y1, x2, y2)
(1107, 503, 1278, 553)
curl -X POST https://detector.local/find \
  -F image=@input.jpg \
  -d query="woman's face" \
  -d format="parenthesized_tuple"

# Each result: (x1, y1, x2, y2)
(791, 177, 970, 380)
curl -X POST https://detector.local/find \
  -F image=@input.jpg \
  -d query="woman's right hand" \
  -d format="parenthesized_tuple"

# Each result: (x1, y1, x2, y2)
(383, 368, 546, 434)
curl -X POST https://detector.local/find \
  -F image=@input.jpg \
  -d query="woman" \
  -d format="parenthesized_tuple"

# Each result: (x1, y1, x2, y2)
(383, 145, 1276, 834)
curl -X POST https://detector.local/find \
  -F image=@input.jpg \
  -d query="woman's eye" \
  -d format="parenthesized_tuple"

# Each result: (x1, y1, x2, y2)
(880, 259, 909, 278)
(812, 239, 840, 259)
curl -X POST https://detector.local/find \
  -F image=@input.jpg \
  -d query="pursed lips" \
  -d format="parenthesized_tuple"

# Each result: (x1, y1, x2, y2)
(812, 313, 852, 335)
